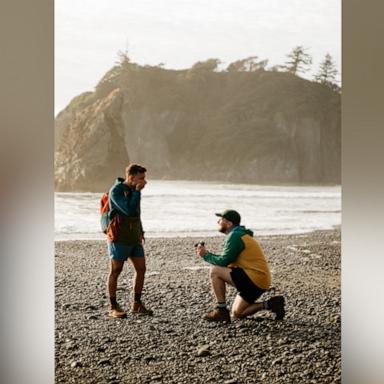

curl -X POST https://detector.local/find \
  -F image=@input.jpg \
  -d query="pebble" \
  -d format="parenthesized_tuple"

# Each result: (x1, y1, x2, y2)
(70, 361, 82, 368)
(85, 305, 98, 310)
(197, 345, 210, 357)
(98, 358, 111, 365)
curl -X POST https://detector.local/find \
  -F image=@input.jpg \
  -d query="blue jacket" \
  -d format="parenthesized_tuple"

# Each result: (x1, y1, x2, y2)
(109, 177, 141, 219)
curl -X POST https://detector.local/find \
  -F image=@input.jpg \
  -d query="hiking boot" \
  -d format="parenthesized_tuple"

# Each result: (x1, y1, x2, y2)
(203, 307, 231, 323)
(268, 296, 285, 320)
(109, 304, 127, 318)
(131, 301, 153, 316)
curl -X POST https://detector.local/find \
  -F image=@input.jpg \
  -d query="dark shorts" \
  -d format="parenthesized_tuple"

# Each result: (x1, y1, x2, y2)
(230, 267, 266, 304)
(107, 242, 144, 262)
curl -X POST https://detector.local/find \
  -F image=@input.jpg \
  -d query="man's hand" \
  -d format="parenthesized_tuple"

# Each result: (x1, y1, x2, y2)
(135, 179, 147, 191)
(195, 244, 207, 258)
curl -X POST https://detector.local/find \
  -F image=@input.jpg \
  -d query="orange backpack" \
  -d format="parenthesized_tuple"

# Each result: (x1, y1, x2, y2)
(100, 192, 110, 234)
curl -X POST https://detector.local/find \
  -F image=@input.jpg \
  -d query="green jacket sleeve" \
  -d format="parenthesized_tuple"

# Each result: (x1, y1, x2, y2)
(110, 186, 141, 217)
(203, 232, 244, 266)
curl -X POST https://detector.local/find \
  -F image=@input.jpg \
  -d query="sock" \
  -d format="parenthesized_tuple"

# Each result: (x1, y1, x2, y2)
(217, 302, 226, 309)
(110, 297, 117, 306)
(263, 300, 270, 310)
(134, 292, 142, 303)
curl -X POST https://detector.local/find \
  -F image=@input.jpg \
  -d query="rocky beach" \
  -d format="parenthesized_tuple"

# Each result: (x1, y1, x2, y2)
(55, 229, 341, 383)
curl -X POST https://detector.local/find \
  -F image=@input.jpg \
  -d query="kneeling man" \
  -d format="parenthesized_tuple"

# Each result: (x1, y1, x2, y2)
(196, 210, 285, 323)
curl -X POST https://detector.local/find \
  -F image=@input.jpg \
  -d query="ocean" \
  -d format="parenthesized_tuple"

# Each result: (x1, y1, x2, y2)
(55, 180, 341, 240)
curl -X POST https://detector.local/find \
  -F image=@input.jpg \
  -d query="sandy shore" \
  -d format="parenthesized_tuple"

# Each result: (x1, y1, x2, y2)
(55, 229, 341, 383)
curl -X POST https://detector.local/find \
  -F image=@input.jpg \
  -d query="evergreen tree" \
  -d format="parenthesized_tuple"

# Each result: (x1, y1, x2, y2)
(116, 49, 130, 67)
(315, 53, 339, 88)
(284, 46, 312, 76)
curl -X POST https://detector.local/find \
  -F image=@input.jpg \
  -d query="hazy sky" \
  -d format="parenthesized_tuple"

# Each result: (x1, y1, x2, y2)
(55, 0, 341, 115)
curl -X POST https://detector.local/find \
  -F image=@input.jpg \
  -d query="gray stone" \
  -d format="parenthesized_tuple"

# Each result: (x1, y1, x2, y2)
(98, 358, 111, 365)
(197, 345, 210, 357)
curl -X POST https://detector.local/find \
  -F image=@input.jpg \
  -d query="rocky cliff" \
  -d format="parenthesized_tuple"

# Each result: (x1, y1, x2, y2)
(55, 63, 340, 191)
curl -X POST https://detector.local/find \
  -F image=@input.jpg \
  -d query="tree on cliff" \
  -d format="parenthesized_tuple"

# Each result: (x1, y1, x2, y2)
(226, 56, 268, 72)
(284, 46, 312, 76)
(314, 53, 339, 91)
(189, 58, 221, 72)
(186, 58, 221, 81)
(117, 49, 130, 65)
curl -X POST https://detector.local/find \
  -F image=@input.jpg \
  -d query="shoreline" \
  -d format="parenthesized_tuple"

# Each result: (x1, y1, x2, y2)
(56, 228, 341, 383)
(55, 226, 341, 243)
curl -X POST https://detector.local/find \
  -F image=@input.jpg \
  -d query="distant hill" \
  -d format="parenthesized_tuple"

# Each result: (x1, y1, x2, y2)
(55, 62, 340, 192)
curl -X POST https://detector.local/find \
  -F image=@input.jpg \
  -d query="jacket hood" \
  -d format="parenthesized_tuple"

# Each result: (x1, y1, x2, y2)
(232, 225, 254, 237)
(113, 177, 126, 186)
(112, 177, 133, 191)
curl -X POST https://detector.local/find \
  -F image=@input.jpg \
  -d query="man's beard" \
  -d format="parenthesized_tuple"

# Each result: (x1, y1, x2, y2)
(218, 225, 227, 234)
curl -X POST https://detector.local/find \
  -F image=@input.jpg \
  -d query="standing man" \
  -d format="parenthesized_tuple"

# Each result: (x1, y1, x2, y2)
(195, 209, 285, 323)
(106, 163, 153, 318)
